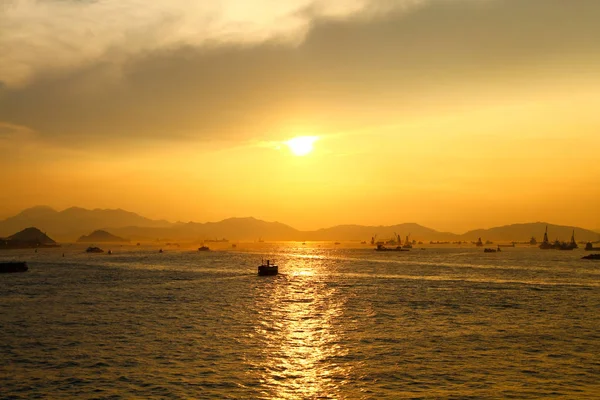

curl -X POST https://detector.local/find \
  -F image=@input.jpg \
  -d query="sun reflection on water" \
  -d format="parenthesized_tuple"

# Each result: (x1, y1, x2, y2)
(252, 256, 350, 399)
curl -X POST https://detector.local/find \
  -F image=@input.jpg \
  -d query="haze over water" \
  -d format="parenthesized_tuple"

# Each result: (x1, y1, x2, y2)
(2, 244, 599, 398)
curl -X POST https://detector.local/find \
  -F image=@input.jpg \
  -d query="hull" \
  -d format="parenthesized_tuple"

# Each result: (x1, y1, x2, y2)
(0, 262, 28, 273)
(376, 245, 409, 252)
(258, 265, 278, 276)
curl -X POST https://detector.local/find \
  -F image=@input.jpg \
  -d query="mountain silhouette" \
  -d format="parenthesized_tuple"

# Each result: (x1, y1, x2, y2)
(303, 223, 458, 242)
(1, 227, 59, 249)
(0, 206, 172, 240)
(77, 230, 130, 243)
(1, 206, 598, 243)
(461, 222, 599, 243)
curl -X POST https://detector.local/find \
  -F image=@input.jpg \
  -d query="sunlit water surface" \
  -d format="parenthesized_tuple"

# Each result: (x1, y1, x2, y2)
(1, 245, 600, 398)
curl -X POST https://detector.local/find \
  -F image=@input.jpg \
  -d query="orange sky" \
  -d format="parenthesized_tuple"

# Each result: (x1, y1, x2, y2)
(1, 0, 599, 232)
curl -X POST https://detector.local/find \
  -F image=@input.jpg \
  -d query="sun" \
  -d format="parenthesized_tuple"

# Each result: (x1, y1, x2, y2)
(285, 136, 318, 156)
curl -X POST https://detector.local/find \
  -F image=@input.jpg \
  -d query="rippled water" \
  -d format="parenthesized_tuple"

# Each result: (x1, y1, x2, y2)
(1, 244, 600, 398)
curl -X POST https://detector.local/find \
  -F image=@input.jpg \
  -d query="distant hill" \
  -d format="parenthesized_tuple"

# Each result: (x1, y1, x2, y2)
(111, 217, 301, 242)
(77, 230, 129, 243)
(0, 206, 173, 240)
(1, 206, 598, 244)
(1, 227, 59, 249)
(461, 222, 600, 243)
(302, 223, 458, 242)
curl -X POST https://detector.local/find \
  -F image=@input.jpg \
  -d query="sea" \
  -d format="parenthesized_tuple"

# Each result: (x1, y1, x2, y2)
(1, 243, 599, 399)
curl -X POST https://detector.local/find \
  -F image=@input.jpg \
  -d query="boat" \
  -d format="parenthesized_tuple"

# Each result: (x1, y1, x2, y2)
(582, 254, 600, 260)
(585, 242, 600, 251)
(86, 246, 104, 253)
(475, 237, 484, 247)
(0, 262, 28, 273)
(402, 235, 412, 249)
(567, 230, 578, 250)
(107, 250, 112, 255)
(539, 226, 552, 249)
(159, 249, 163, 253)
(539, 227, 578, 250)
(205, 238, 228, 243)
(385, 233, 400, 246)
(529, 236, 537, 245)
(258, 259, 278, 276)
(198, 246, 210, 251)
(376, 244, 409, 252)
(484, 246, 501, 253)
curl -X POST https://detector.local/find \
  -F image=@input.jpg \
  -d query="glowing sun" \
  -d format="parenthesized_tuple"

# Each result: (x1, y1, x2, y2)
(285, 136, 318, 156)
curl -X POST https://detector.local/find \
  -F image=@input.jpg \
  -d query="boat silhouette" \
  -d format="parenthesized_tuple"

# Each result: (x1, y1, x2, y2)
(258, 259, 278, 276)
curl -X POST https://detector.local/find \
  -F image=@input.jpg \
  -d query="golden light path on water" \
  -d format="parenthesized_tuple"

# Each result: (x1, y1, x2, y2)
(252, 256, 350, 399)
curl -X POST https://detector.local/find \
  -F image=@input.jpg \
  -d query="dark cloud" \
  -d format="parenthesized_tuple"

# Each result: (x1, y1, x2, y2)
(1, 0, 599, 147)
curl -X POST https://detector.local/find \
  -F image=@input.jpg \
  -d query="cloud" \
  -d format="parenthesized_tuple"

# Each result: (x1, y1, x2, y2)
(0, 0, 420, 86)
(1, 0, 599, 149)
(0, 121, 33, 138)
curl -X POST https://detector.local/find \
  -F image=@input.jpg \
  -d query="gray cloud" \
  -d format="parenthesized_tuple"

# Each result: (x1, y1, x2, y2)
(1, 0, 419, 86)
(1, 0, 599, 147)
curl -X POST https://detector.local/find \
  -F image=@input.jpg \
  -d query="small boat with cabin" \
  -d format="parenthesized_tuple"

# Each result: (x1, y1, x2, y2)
(198, 246, 210, 251)
(258, 259, 278, 276)
(86, 246, 104, 253)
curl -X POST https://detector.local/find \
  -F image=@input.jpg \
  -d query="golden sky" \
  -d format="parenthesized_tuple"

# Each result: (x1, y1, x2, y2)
(1, 0, 599, 232)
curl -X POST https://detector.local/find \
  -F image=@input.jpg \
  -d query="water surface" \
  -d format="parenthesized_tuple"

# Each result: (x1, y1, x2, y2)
(1, 244, 599, 398)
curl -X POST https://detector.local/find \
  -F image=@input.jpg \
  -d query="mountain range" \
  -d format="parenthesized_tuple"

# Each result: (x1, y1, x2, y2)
(1, 206, 599, 243)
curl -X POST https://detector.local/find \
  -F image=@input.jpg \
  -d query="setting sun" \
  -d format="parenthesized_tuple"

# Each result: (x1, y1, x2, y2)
(285, 136, 318, 156)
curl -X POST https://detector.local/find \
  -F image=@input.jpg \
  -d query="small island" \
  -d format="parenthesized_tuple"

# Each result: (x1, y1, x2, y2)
(0, 227, 60, 250)
(77, 230, 129, 243)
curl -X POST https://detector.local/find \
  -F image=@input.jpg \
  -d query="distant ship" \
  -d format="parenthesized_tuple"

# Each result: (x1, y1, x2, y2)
(475, 237, 483, 247)
(539, 226, 553, 249)
(385, 233, 401, 246)
(585, 242, 600, 251)
(205, 238, 228, 243)
(529, 236, 537, 245)
(539, 227, 578, 250)
(484, 246, 501, 253)
(376, 244, 409, 252)
(402, 235, 412, 249)
(198, 246, 210, 251)
(86, 246, 104, 253)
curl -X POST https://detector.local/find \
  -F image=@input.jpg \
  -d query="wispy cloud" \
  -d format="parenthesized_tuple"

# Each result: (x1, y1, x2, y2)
(0, 0, 423, 86)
